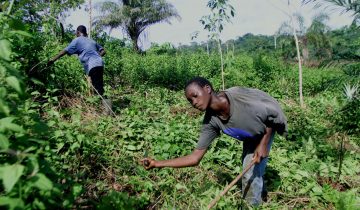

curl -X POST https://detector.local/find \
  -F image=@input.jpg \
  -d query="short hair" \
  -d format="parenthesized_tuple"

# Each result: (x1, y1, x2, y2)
(185, 77, 214, 91)
(76, 25, 87, 36)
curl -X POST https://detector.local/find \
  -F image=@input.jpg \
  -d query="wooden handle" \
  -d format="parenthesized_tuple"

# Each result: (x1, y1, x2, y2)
(207, 160, 255, 209)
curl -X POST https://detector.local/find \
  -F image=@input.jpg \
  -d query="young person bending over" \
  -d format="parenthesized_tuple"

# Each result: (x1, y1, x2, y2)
(142, 77, 287, 206)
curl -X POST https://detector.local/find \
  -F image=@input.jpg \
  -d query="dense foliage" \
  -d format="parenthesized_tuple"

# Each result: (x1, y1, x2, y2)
(0, 0, 359, 209)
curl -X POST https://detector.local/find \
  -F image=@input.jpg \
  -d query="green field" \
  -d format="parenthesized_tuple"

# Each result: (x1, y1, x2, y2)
(0, 0, 359, 209)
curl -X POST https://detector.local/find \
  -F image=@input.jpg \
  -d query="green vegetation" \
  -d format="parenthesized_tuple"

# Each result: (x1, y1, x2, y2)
(0, 0, 359, 209)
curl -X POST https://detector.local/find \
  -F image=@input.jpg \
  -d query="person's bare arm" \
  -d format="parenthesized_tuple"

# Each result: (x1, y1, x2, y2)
(141, 148, 207, 169)
(253, 127, 273, 163)
(48, 50, 67, 65)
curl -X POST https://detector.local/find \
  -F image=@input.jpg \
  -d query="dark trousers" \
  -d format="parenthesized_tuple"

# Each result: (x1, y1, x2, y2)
(88, 66, 104, 96)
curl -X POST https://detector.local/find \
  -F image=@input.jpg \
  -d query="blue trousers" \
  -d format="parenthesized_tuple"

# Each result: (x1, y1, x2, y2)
(241, 132, 275, 206)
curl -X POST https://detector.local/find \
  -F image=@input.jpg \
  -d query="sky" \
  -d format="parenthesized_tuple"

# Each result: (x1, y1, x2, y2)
(65, 0, 354, 49)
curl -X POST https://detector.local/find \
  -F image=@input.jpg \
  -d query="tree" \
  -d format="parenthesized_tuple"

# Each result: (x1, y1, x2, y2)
(306, 13, 332, 60)
(274, 4, 306, 108)
(200, 0, 235, 90)
(303, 0, 360, 65)
(279, 13, 332, 63)
(0, 0, 84, 42)
(94, 0, 180, 53)
(1, 0, 84, 25)
(302, 0, 360, 24)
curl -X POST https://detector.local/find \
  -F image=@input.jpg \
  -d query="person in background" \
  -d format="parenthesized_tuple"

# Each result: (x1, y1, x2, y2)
(48, 25, 112, 114)
(141, 77, 287, 206)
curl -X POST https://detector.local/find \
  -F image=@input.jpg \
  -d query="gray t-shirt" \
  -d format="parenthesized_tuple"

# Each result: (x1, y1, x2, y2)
(196, 87, 287, 149)
(65, 36, 104, 74)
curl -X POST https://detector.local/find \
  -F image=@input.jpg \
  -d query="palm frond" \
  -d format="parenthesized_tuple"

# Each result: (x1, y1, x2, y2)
(343, 83, 359, 100)
(302, 0, 360, 15)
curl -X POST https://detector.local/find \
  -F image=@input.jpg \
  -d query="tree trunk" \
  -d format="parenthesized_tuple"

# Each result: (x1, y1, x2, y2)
(302, 47, 309, 65)
(292, 24, 304, 108)
(217, 39, 225, 90)
(129, 28, 141, 53)
(301, 37, 309, 65)
(207, 41, 209, 55)
(274, 35, 277, 49)
(132, 36, 140, 53)
(232, 41, 235, 58)
(226, 42, 229, 55)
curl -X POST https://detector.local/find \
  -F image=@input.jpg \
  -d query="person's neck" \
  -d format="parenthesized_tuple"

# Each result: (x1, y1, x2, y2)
(209, 93, 230, 120)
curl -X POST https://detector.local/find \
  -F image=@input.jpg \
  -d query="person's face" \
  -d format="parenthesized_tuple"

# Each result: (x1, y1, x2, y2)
(75, 30, 81, 37)
(185, 83, 212, 111)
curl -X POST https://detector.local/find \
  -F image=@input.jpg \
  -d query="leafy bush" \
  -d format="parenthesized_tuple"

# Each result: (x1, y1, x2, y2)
(335, 97, 360, 136)
(0, 14, 64, 210)
(222, 54, 259, 89)
(283, 102, 327, 143)
(343, 63, 360, 78)
(97, 191, 140, 209)
(302, 67, 344, 96)
(120, 51, 220, 89)
(103, 38, 127, 88)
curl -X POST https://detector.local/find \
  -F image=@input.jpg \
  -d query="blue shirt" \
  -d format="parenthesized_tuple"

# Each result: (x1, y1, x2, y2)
(65, 36, 104, 74)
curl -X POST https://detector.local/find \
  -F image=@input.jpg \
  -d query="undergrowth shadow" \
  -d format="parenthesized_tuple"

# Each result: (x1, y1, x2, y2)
(112, 97, 131, 113)
(264, 166, 281, 192)
(215, 170, 234, 186)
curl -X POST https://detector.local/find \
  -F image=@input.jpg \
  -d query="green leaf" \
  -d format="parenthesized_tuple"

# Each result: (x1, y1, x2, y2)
(293, 174, 302, 180)
(280, 171, 290, 177)
(10, 30, 32, 37)
(0, 196, 24, 209)
(0, 40, 11, 61)
(219, 24, 223, 32)
(5, 76, 23, 94)
(72, 184, 83, 197)
(31, 173, 53, 190)
(0, 117, 24, 133)
(162, 143, 171, 150)
(143, 150, 148, 158)
(8, 19, 26, 31)
(2, 164, 25, 192)
(312, 185, 323, 194)
(0, 65, 5, 75)
(70, 142, 80, 150)
(175, 183, 187, 190)
(297, 170, 309, 178)
(0, 87, 7, 98)
(33, 198, 46, 209)
(56, 142, 65, 153)
(127, 145, 136, 151)
(0, 134, 9, 149)
(30, 78, 44, 86)
(0, 103, 9, 116)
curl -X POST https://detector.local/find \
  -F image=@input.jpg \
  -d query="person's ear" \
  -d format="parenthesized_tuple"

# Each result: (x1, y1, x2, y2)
(204, 85, 211, 94)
